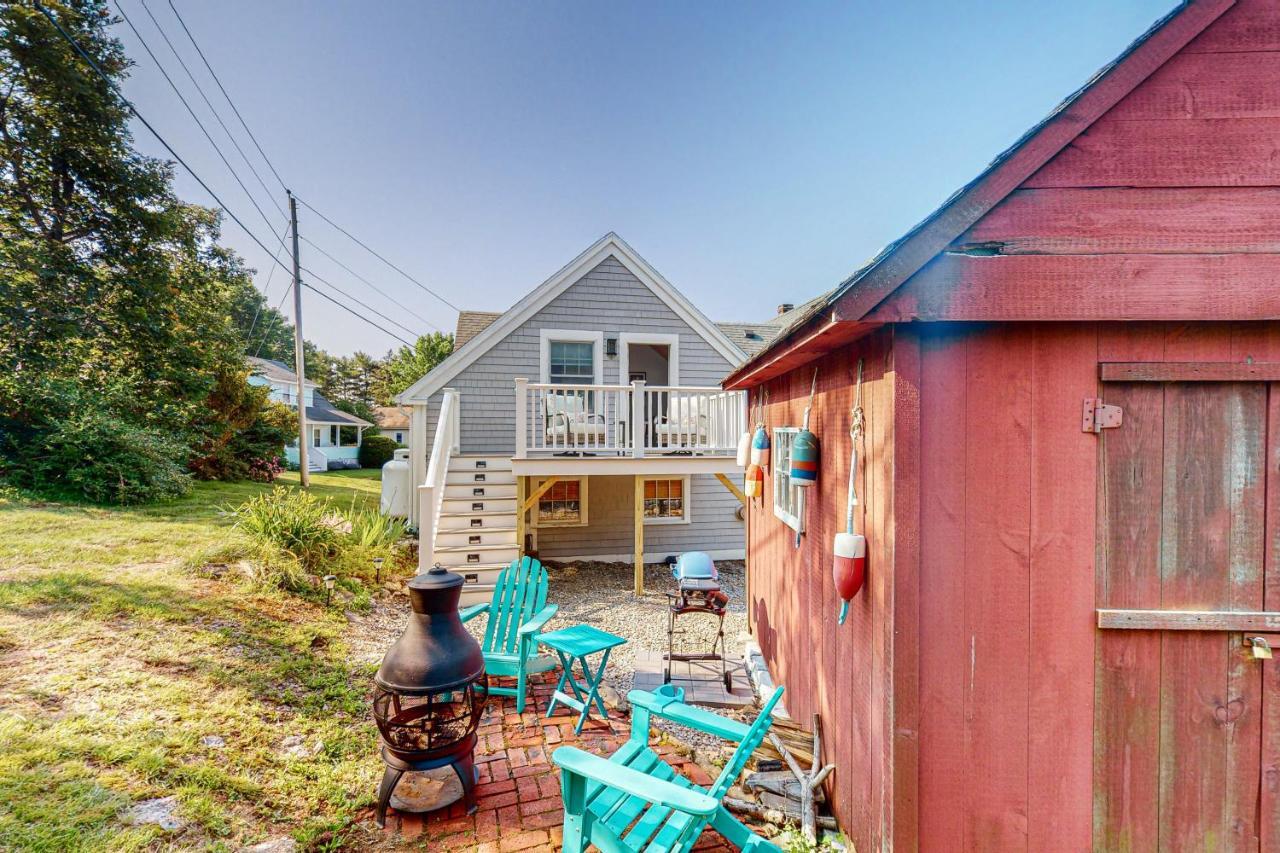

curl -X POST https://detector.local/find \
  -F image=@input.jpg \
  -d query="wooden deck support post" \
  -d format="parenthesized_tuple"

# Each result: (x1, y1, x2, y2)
(634, 474, 645, 596)
(515, 475, 526, 555)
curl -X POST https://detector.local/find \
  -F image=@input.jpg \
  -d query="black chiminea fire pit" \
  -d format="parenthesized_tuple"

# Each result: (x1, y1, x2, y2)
(372, 564, 488, 827)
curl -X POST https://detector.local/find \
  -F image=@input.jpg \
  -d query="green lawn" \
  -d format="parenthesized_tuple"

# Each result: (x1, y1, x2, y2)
(0, 470, 403, 851)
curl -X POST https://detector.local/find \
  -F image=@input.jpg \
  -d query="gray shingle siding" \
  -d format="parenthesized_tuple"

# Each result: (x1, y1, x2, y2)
(423, 255, 737, 453)
(418, 253, 745, 560)
(534, 474, 743, 560)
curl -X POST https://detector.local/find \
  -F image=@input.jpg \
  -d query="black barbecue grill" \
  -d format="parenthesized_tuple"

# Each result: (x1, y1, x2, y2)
(664, 552, 733, 692)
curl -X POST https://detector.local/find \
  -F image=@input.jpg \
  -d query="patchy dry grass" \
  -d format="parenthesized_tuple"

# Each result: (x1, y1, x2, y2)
(0, 470, 406, 851)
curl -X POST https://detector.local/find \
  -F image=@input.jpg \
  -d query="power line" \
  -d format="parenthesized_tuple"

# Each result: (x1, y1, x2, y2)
(300, 235, 442, 331)
(113, 0, 283, 239)
(294, 196, 461, 313)
(136, 0, 286, 220)
(302, 266, 427, 340)
(34, 2, 294, 278)
(303, 284, 414, 347)
(165, 0, 288, 194)
(244, 217, 292, 345)
(253, 280, 294, 359)
(40, 2, 414, 357)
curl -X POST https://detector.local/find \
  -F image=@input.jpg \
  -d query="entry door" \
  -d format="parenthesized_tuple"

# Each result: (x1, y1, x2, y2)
(1095, 379, 1279, 851)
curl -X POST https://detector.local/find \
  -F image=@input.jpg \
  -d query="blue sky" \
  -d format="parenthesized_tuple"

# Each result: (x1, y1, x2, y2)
(111, 0, 1175, 356)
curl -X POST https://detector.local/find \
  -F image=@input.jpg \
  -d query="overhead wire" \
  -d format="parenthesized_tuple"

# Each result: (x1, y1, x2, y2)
(301, 267, 427, 340)
(303, 284, 415, 347)
(244, 217, 292, 345)
(165, 0, 289, 195)
(135, 0, 286, 219)
(36, 0, 295, 275)
(38, 2, 422, 352)
(300, 235, 441, 331)
(112, 0, 283, 240)
(294, 196, 461, 313)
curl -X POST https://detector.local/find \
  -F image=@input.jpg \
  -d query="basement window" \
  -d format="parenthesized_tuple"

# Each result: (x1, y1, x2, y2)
(644, 477, 690, 525)
(536, 477, 588, 527)
(772, 427, 804, 534)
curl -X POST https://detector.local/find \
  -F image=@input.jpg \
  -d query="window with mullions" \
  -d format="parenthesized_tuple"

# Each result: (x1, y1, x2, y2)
(772, 427, 804, 533)
(644, 477, 689, 524)
(548, 341, 595, 385)
(537, 478, 587, 526)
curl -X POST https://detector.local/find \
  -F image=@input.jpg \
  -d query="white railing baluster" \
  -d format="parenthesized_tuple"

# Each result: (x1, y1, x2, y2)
(516, 381, 743, 458)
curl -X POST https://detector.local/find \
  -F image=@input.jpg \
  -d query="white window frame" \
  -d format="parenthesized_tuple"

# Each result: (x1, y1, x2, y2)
(312, 427, 322, 447)
(643, 475, 691, 525)
(618, 332, 680, 387)
(535, 476, 589, 527)
(772, 427, 804, 534)
(539, 329, 604, 385)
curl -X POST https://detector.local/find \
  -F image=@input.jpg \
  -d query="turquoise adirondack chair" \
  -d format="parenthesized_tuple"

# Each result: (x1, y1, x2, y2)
(459, 556, 559, 713)
(553, 684, 786, 853)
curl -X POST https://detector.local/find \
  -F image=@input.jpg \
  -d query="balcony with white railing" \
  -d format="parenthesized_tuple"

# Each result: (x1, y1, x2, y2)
(514, 379, 746, 459)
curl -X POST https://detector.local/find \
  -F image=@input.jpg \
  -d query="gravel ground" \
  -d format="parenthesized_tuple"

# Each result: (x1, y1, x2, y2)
(345, 559, 755, 749)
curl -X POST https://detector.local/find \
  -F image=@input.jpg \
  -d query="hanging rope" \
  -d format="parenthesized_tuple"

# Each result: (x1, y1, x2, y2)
(846, 359, 865, 533)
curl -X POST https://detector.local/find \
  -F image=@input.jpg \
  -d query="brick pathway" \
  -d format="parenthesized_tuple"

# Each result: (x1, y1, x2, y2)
(375, 670, 752, 852)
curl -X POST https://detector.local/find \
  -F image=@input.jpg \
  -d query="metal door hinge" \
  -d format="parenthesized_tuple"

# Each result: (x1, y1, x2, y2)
(1083, 398, 1123, 433)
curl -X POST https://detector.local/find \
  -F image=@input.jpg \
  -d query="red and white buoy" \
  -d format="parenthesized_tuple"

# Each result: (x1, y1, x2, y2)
(833, 532, 866, 624)
(834, 359, 867, 624)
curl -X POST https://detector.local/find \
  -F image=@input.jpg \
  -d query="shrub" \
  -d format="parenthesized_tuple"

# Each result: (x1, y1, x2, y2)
(247, 456, 284, 483)
(348, 507, 406, 550)
(4, 408, 192, 505)
(358, 434, 400, 468)
(229, 487, 342, 571)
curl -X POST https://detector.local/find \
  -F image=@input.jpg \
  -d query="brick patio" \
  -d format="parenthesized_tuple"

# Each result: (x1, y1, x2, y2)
(372, 670, 758, 852)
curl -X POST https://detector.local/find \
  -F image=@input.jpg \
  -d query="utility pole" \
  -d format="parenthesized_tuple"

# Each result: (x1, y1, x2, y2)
(289, 190, 310, 487)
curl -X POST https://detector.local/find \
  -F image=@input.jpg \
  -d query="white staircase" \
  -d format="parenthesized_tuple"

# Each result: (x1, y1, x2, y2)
(307, 448, 327, 472)
(431, 455, 519, 606)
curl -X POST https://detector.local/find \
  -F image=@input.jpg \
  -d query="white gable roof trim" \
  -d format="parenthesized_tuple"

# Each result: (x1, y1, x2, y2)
(397, 233, 746, 403)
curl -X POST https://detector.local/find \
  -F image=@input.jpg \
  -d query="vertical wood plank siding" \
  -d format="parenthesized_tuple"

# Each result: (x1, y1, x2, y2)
(745, 328, 898, 851)
(742, 2, 1280, 847)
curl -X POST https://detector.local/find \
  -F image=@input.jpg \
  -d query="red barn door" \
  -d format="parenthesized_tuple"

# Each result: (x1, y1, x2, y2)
(1095, 377, 1280, 851)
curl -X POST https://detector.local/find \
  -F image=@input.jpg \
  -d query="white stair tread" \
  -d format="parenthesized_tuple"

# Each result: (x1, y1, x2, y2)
(434, 542, 517, 553)
(439, 510, 517, 518)
(437, 525, 516, 533)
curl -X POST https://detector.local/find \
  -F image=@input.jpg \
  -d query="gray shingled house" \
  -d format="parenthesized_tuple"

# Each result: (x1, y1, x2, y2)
(395, 233, 792, 602)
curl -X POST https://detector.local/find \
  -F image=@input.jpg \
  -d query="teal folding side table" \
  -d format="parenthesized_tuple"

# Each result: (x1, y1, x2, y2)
(537, 624, 626, 734)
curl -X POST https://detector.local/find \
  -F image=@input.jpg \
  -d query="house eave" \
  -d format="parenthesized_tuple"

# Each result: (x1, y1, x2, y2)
(396, 232, 747, 404)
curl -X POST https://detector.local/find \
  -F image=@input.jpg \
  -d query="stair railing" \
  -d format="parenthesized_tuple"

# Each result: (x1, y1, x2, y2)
(417, 388, 459, 572)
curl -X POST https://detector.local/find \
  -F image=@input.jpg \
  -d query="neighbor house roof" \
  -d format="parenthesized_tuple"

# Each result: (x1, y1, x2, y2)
(373, 405, 411, 430)
(306, 393, 373, 427)
(722, 0, 1235, 390)
(398, 233, 748, 403)
(246, 356, 316, 387)
(455, 311, 503, 347)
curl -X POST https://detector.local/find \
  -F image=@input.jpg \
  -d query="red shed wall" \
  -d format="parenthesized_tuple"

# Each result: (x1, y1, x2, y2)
(913, 321, 1280, 851)
(874, 0, 1280, 327)
(746, 327, 909, 852)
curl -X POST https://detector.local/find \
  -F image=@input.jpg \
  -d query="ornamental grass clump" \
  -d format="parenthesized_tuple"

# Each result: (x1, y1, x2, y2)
(230, 487, 343, 572)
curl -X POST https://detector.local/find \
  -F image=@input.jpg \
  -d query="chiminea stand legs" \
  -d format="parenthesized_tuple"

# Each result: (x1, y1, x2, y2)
(375, 743, 479, 828)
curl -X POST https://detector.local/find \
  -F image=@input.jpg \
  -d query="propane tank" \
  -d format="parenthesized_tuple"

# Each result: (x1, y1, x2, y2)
(832, 532, 866, 624)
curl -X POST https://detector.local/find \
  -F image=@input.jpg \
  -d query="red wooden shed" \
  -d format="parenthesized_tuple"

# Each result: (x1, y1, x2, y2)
(723, 1, 1280, 849)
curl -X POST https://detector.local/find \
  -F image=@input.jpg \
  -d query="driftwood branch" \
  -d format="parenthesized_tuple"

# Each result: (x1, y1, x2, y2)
(759, 713, 836, 839)
(725, 796, 839, 831)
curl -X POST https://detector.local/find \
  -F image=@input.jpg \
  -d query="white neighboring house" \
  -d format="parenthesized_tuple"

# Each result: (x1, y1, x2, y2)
(395, 232, 791, 603)
(247, 357, 373, 471)
(373, 406, 411, 445)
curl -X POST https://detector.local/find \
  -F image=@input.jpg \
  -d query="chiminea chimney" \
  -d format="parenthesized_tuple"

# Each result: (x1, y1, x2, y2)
(777, 303, 795, 316)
